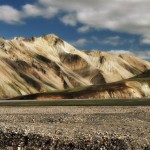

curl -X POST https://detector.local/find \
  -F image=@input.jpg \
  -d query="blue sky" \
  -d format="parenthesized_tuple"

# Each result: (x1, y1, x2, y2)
(0, 0, 150, 60)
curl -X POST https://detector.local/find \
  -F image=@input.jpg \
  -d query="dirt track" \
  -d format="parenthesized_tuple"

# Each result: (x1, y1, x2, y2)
(0, 106, 150, 149)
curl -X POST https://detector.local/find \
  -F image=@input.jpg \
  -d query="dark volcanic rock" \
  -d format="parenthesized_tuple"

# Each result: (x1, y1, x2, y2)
(0, 129, 129, 150)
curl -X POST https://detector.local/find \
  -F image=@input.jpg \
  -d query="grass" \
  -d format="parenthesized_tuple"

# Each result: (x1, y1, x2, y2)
(0, 99, 150, 106)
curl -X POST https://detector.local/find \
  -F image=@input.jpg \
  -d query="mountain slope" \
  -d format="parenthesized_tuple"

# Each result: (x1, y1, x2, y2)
(0, 34, 150, 98)
(12, 70, 150, 100)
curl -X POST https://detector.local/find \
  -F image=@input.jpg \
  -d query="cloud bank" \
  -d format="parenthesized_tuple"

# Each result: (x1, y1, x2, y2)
(1, 0, 150, 44)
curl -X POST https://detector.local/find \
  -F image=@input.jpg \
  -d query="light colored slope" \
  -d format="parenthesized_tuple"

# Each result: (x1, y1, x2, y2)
(0, 34, 149, 98)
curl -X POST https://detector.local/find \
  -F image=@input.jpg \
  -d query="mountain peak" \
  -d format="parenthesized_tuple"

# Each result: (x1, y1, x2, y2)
(42, 33, 61, 41)
(42, 33, 64, 46)
(43, 33, 59, 38)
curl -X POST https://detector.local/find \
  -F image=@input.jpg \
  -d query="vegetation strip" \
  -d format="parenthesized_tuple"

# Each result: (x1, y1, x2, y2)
(0, 99, 150, 106)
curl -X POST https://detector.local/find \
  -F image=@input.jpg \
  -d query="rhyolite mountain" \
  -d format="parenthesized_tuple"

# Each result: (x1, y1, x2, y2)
(0, 34, 150, 99)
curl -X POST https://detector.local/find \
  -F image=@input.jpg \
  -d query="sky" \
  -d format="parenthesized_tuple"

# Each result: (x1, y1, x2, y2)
(0, 0, 150, 60)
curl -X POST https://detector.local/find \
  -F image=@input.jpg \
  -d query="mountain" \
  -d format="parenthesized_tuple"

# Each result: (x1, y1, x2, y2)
(0, 34, 150, 98)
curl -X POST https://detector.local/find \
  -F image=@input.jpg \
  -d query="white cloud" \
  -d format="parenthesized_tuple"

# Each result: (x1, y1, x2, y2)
(22, 4, 42, 17)
(77, 26, 90, 33)
(91, 36, 130, 46)
(71, 38, 88, 47)
(22, 4, 58, 19)
(100, 36, 122, 46)
(0, 5, 22, 24)
(71, 35, 134, 49)
(60, 14, 77, 26)
(141, 36, 150, 44)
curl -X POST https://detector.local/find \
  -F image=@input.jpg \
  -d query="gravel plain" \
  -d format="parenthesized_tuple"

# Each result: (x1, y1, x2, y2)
(0, 106, 150, 150)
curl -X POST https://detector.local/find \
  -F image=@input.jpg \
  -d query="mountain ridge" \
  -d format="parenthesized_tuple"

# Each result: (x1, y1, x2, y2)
(0, 34, 150, 99)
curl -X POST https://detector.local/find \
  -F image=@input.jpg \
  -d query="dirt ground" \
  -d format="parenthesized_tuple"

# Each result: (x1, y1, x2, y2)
(0, 106, 150, 149)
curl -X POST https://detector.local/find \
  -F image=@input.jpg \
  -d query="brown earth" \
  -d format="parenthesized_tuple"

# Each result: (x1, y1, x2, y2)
(0, 106, 149, 149)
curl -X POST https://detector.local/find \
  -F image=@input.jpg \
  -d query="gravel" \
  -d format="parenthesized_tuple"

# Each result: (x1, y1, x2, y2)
(0, 106, 149, 149)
